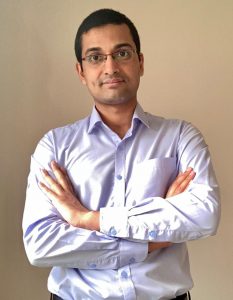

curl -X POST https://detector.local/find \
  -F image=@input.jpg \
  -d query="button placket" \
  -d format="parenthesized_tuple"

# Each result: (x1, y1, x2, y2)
(114, 142, 126, 207)
(118, 266, 136, 300)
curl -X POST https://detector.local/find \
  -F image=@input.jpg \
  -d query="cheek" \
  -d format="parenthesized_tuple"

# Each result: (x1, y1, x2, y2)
(82, 68, 99, 86)
(128, 62, 142, 77)
(127, 67, 142, 85)
(85, 76, 102, 95)
(84, 75, 98, 89)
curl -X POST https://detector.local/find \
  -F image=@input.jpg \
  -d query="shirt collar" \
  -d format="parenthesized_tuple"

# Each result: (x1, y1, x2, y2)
(88, 106, 103, 134)
(88, 102, 150, 134)
(133, 103, 150, 128)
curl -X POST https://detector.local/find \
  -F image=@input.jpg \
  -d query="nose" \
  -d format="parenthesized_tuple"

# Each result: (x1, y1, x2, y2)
(103, 55, 119, 75)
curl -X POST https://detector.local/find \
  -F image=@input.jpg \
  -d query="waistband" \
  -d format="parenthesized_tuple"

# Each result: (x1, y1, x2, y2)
(51, 292, 190, 300)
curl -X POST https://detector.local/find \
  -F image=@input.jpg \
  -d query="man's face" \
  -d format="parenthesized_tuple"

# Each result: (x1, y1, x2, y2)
(76, 24, 144, 107)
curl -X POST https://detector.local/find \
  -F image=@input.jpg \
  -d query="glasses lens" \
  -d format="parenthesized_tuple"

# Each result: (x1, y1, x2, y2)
(114, 49, 133, 61)
(87, 54, 104, 64)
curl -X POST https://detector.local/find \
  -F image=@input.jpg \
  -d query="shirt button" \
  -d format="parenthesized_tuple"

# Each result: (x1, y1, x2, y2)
(129, 257, 136, 264)
(109, 227, 117, 236)
(121, 271, 128, 279)
(116, 174, 122, 180)
(149, 230, 156, 239)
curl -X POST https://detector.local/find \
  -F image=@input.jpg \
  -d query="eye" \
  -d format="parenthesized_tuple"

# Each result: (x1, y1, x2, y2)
(116, 49, 130, 58)
(87, 54, 104, 64)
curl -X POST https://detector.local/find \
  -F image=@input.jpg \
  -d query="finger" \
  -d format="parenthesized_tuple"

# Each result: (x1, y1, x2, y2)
(175, 169, 196, 194)
(50, 161, 73, 192)
(40, 168, 64, 194)
(181, 170, 196, 191)
(172, 170, 196, 195)
(173, 168, 193, 185)
(60, 166, 75, 193)
(166, 171, 190, 198)
(166, 168, 195, 198)
(39, 182, 60, 203)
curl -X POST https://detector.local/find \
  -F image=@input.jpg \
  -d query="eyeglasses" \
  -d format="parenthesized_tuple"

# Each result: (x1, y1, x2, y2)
(82, 48, 137, 66)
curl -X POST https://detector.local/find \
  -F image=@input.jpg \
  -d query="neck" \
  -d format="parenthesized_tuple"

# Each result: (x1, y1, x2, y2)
(95, 101, 137, 139)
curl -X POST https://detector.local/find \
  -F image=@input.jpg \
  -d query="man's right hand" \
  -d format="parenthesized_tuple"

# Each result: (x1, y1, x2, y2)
(148, 167, 196, 253)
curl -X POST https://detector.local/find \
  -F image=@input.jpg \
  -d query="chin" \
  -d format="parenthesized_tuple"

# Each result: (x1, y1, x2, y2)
(97, 98, 132, 106)
(94, 93, 136, 106)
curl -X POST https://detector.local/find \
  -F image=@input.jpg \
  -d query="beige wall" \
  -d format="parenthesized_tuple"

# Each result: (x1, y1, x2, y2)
(0, 1, 232, 299)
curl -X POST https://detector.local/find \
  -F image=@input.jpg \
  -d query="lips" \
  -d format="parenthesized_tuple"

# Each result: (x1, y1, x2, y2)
(102, 77, 125, 85)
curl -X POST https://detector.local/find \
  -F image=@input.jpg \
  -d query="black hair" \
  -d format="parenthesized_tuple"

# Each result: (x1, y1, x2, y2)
(74, 8, 141, 65)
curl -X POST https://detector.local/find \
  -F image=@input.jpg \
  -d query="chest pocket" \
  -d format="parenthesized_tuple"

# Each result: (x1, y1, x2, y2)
(130, 157, 177, 201)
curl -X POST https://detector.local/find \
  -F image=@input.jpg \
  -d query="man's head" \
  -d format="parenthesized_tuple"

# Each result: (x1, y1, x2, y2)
(75, 9, 144, 107)
(74, 8, 141, 66)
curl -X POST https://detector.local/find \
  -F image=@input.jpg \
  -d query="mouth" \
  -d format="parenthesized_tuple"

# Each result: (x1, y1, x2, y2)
(101, 78, 125, 87)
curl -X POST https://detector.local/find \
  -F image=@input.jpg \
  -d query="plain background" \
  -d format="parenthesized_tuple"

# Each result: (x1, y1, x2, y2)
(0, 1, 232, 299)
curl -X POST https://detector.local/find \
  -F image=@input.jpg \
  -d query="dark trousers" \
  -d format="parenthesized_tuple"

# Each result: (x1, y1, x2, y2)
(50, 292, 190, 300)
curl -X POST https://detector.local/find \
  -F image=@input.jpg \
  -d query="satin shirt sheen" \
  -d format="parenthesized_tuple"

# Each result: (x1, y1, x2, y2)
(23, 104, 220, 300)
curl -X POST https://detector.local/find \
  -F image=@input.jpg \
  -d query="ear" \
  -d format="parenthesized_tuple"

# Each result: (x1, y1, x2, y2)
(139, 53, 144, 76)
(76, 63, 87, 85)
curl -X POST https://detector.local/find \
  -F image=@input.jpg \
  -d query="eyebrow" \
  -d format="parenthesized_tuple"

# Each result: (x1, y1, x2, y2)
(84, 43, 134, 56)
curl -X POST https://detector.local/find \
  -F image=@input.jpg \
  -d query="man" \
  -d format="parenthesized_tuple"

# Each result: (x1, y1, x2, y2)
(23, 9, 220, 300)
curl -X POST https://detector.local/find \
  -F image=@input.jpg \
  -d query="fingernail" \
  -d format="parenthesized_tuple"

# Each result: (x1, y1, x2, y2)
(51, 160, 56, 167)
(40, 168, 47, 175)
(189, 171, 196, 177)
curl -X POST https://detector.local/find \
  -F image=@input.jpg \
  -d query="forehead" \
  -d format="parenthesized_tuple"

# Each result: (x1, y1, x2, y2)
(81, 24, 135, 54)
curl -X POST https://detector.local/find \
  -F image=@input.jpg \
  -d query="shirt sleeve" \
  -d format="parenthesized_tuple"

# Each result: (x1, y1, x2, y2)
(22, 133, 148, 269)
(100, 122, 221, 243)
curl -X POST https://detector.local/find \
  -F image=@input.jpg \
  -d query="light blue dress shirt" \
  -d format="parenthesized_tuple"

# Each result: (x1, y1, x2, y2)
(23, 103, 220, 300)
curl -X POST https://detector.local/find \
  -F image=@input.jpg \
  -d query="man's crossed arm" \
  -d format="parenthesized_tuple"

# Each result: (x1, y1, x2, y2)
(39, 161, 195, 251)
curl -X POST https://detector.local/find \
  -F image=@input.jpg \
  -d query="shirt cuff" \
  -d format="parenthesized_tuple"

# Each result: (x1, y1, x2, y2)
(100, 207, 148, 266)
(119, 238, 148, 267)
(100, 207, 129, 237)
